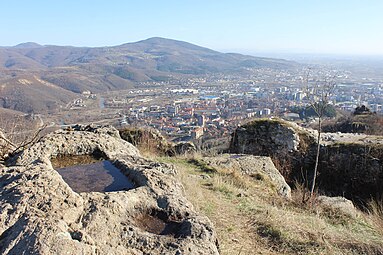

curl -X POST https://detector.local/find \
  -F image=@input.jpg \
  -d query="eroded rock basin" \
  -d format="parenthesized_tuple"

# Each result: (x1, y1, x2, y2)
(134, 210, 184, 236)
(0, 125, 220, 254)
(52, 155, 135, 193)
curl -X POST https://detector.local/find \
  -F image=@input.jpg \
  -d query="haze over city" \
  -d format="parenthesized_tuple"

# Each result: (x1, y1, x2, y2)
(2, 0, 383, 55)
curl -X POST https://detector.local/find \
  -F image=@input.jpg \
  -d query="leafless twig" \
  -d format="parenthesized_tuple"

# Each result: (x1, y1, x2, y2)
(303, 68, 337, 196)
(10, 124, 47, 156)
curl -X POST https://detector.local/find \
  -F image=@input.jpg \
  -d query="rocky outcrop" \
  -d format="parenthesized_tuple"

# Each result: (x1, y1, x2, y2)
(318, 142, 383, 203)
(172, 142, 197, 155)
(230, 118, 383, 204)
(201, 154, 291, 198)
(230, 118, 317, 185)
(119, 127, 198, 156)
(9, 125, 139, 166)
(119, 127, 172, 155)
(230, 119, 314, 156)
(0, 125, 219, 255)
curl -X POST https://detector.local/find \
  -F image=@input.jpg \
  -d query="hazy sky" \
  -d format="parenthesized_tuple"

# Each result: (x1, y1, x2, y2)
(1, 0, 382, 55)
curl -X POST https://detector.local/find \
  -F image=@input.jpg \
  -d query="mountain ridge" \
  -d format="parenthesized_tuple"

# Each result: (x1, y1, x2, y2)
(2, 37, 297, 70)
(0, 37, 299, 113)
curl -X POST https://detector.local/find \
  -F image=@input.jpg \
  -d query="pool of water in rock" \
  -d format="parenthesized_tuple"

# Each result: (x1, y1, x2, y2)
(52, 155, 135, 193)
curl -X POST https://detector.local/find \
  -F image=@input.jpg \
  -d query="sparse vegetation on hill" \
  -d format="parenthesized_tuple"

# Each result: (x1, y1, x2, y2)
(156, 155, 383, 255)
(0, 75, 76, 113)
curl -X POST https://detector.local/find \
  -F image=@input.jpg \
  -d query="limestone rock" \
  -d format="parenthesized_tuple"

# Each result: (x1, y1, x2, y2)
(172, 141, 197, 155)
(202, 154, 291, 198)
(0, 125, 219, 255)
(119, 127, 172, 155)
(70, 124, 121, 138)
(230, 119, 312, 156)
(317, 196, 358, 218)
(229, 118, 383, 203)
(10, 125, 140, 166)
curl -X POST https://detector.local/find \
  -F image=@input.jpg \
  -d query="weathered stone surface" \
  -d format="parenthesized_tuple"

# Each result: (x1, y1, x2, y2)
(10, 125, 140, 166)
(318, 142, 383, 203)
(317, 196, 358, 218)
(230, 119, 312, 156)
(172, 142, 197, 155)
(119, 127, 172, 155)
(119, 127, 198, 156)
(229, 118, 383, 204)
(201, 154, 291, 198)
(0, 125, 219, 255)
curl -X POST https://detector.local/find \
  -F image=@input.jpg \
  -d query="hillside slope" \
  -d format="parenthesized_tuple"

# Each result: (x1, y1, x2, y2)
(157, 155, 383, 255)
(0, 75, 76, 113)
(5, 37, 297, 74)
(0, 37, 298, 113)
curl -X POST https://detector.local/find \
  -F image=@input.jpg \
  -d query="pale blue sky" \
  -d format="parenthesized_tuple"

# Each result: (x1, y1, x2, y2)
(1, 0, 382, 55)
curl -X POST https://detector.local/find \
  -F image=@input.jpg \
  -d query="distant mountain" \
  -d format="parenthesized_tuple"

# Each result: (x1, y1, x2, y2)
(0, 37, 299, 113)
(3, 37, 297, 75)
(13, 42, 44, 49)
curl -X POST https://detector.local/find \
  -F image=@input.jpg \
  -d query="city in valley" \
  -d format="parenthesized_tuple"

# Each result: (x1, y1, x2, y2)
(48, 66, 383, 147)
(2, 1, 383, 254)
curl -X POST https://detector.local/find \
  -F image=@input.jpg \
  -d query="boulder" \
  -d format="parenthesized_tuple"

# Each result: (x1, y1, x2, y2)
(119, 127, 172, 155)
(0, 125, 219, 255)
(230, 119, 314, 156)
(317, 196, 358, 218)
(201, 154, 291, 198)
(229, 118, 383, 204)
(172, 141, 197, 155)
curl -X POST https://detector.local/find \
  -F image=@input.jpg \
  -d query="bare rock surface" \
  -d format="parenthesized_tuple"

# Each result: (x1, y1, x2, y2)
(202, 154, 291, 198)
(230, 119, 312, 156)
(0, 125, 219, 255)
(229, 118, 383, 203)
(320, 132, 383, 145)
(11, 125, 140, 166)
(172, 142, 197, 155)
(230, 118, 383, 156)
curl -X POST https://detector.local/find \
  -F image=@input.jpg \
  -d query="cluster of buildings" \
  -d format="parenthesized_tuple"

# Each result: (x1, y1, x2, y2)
(76, 66, 383, 143)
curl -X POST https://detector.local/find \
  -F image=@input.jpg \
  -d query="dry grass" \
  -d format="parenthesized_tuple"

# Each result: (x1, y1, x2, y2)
(155, 155, 383, 255)
(367, 199, 383, 237)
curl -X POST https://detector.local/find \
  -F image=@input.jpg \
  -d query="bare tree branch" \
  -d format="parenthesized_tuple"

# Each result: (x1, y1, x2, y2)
(302, 68, 337, 197)
(0, 132, 17, 148)
(10, 124, 47, 156)
(1, 114, 47, 160)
